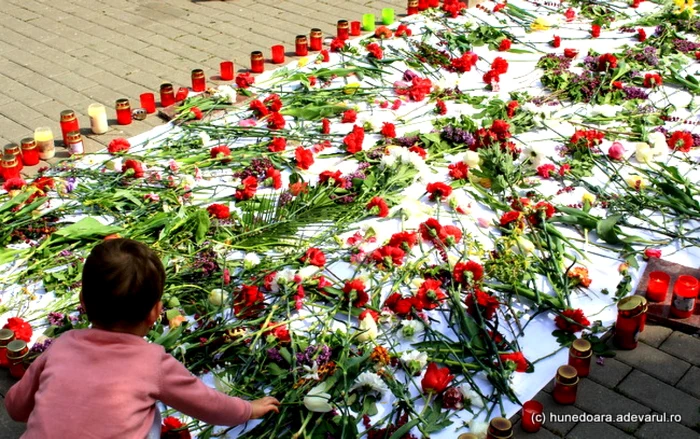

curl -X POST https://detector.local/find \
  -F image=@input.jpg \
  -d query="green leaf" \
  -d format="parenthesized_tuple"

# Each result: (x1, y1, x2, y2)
(389, 418, 421, 439)
(596, 214, 623, 245)
(54, 217, 122, 240)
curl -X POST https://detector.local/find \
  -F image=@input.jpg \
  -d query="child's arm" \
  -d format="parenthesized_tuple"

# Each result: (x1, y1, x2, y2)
(157, 352, 256, 426)
(4, 352, 48, 422)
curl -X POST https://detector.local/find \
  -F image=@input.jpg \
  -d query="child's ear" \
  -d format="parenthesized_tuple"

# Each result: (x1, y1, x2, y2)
(148, 301, 163, 325)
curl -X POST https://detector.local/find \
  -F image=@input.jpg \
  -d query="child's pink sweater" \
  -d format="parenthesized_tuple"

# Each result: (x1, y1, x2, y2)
(5, 328, 252, 438)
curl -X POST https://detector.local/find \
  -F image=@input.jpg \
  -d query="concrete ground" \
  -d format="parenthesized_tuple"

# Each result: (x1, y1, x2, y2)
(1, 1, 700, 438)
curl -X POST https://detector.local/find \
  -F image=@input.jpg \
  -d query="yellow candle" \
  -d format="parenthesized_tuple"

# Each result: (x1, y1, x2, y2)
(88, 103, 108, 134)
(34, 127, 55, 160)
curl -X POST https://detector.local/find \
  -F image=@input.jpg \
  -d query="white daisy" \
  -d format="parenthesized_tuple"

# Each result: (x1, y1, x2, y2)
(349, 371, 389, 397)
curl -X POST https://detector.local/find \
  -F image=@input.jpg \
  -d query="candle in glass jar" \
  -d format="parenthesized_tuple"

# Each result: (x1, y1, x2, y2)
(4, 144, 23, 173)
(350, 21, 361, 36)
(87, 103, 108, 134)
(646, 271, 670, 302)
(671, 275, 699, 319)
(408, 0, 419, 15)
(296, 36, 309, 56)
(160, 83, 176, 107)
(6, 340, 28, 379)
(362, 14, 376, 32)
(485, 417, 512, 439)
(614, 295, 646, 350)
(34, 127, 55, 160)
(140, 93, 156, 114)
(116, 99, 132, 125)
(271, 45, 285, 64)
(1, 154, 21, 181)
(0, 329, 14, 368)
(220, 61, 234, 81)
(457, 435, 478, 439)
(309, 29, 323, 51)
(568, 338, 592, 377)
(65, 131, 84, 156)
(520, 400, 544, 433)
(59, 110, 79, 146)
(20, 138, 40, 166)
(191, 69, 206, 92)
(337, 20, 350, 40)
(553, 365, 579, 405)
(382, 8, 395, 25)
(251, 51, 264, 73)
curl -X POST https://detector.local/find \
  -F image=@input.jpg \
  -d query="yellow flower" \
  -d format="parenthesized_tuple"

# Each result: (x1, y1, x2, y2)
(344, 82, 361, 95)
(625, 175, 648, 190)
(530, 17, 552, 31)
(581, 190, 596, 205)
(297, 57, 309, 67)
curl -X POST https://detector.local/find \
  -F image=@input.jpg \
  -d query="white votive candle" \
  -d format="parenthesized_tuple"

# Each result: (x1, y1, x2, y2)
(88, 103, 108, 134)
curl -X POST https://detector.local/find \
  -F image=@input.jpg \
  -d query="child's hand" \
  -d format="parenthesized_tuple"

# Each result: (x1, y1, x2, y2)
(250, 396, 281, 419)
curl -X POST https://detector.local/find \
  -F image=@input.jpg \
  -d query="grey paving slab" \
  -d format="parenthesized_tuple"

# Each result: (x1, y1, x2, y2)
(588, 357, 632, 389)
(612, 340, 691, 385)
(638, 324, 673, 348)
(634, 419, 700, 439)
(574, 378, 651, 433)
(676, 366, 700, 400)
(618, 370, 700, 430)
(567, 422, 635, 439)
(660, 332, 700, 366)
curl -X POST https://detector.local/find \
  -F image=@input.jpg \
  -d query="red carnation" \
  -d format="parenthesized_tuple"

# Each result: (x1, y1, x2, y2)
(161, 416, 191, 439)
(637, 28, 647, 42)
(343, 125, 365, 154)
(465, 289, 499, 320)
(555, 308, 590, 333)
(330, 38, 345, 52)
(564, 8, 575, 22)
(492, 57, 509, 74)
(343, 279, 368, 307)
(564, 48, 578, 59)
(190, 107, 203, 120)
(388, 231, 418, 252)
(366, 196, 389, 217)
(235, 176, 258, 201)
(395, 24, 412, 37)
(235, 72, 255, 89)
(598, 53, 618, 71)
(500, 210, 523, 228)
(426, 182, 453, 201)
(233, 285, 265, 318)
(409, 145, 427, 159)
(643, 73, 663, 88)
(342, 109, 357, 123)
(666, 131, 694, 153)
(506, 100, 519, 118)
(421, 362, 454, 394)
(499, 351, 529, 372)
(3, 178, 26, 192)
(454, 260, 484, 285)
(450, 52, 478, 72)
(415, 279, 446, 310)
(439, 225, 462, 246)
(498, 38, 512, 51)
(295, 147, 314, 170)
(591, 24, 601, 38)
(122, 159, 144, 178)
(210, 145, 231, 162)
(301, 247, 326, 267)
(206, 203, 230, 219)
(3, 317, 32, 342)
(381, 122, 396, 138)
(420, 217, 443, 241)
(448, 161, 469, 180)
(366, 43, 383, 59)
(552, 36, 561, 48)
(267, 112, 285, 130)
(249, 99, 269, 117)
(264, 94, 283, 112)
(370, 245, 405, 269)
(268, 137, 286, 153)
(436, 99, 447, 115)
(108, 138, 130, 155)
(384, 292, 418, 316)
(265, 166, 282, 189)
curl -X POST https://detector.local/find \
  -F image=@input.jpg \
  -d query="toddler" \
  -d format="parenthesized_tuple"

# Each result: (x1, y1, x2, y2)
(5, 238, 279, 438)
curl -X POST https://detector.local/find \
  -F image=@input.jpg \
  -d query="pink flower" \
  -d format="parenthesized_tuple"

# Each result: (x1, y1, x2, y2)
(607, 142, 625, 160)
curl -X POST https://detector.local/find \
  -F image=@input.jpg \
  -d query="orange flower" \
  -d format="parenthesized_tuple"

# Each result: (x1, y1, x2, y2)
(568, 266, 592, 288)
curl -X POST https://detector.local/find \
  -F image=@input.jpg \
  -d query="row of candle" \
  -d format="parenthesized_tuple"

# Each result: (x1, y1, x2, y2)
(646, 271, 699, 319)
(0, 329, 28, 379)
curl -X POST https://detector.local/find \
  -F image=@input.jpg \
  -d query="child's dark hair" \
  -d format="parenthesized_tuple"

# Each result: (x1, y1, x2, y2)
(82, 238, 165, 328)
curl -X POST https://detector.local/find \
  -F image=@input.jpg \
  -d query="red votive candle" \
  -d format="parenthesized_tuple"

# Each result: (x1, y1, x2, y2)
(408, 0, 419, 14)
(7, 340, 28, 379)
(614, 295, 646, 350)
(337, 20, 350, 41)
(251, 51, 264, 73)
(272, 45, 285, 64)
(4, 144, 22, 173)
(350, 21, 361, 36)
(309, 28, 323, 51)
(646, 271, 670, 302)
(140, 93, 156, 114)
(568, 338, 592, 377)
(59, 109, 79, 146)
(0, 329, 14, 368)
(485, 418, 512, 439)
(295, 35, 309, 56)
(191, 69, 206, 92)
(671, 275, 699, 319)
(20, 138, 40, 166)
(220, 61, 234, 80)
(553, 365, 579, 405)
(160, 83, 175, 107)
(175, 87, 189, 102)
(521, 400, 544, 433)
(1, 154, 21, 181)
(115, 99, 132, 125)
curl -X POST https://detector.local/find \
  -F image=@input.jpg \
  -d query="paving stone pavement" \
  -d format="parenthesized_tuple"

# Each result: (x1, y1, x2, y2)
(2, 2, 700, 439)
